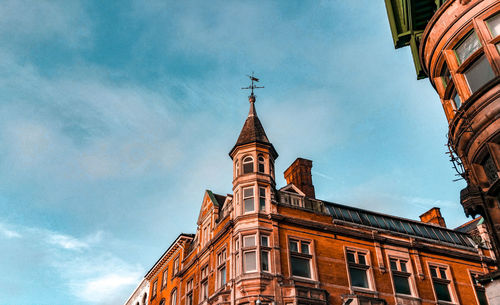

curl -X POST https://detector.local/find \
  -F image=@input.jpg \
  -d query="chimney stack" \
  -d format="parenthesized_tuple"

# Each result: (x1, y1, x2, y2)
(419, 207, 447, 227)
(284, 158, 315, 198)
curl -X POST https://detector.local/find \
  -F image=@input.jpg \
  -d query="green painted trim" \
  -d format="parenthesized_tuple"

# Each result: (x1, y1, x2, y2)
(206, 189, 220, 207)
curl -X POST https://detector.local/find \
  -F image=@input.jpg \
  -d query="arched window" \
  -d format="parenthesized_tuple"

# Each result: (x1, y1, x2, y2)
(258, 155, 265, 173)
(158, 298, 165, 305)
(136, 302, 140, 305)
(235, 160, 240, 176)
(243, 156, 254, 174)
(142, 293, 147, 305)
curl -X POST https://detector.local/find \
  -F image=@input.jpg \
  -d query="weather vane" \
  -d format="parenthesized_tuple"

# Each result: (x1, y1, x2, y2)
(241, 72, 264, 96)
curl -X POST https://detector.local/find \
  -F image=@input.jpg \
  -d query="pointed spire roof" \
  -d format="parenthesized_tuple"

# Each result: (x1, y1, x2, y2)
(229, 94, 278, 158)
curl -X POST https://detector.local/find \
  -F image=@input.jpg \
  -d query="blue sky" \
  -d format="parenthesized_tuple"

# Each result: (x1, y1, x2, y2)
(0, 1, 469, 304)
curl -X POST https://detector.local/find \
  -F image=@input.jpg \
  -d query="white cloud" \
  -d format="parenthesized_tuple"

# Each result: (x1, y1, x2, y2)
(0, 223, 21, 239)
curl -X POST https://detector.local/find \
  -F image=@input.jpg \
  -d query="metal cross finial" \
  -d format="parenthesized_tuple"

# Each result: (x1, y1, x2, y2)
(241, 72, 264, 96)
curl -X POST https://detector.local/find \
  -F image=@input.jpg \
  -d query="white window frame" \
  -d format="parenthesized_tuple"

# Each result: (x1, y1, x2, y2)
(288, 237, 314, 280)
(345, 247, 375, 291)
(427, 262, 457, 304)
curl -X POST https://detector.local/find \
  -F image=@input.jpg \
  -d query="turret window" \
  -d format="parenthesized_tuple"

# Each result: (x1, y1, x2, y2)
(243, 156, 254, 174)
(243, 187, 254, 213)
(258, 155, 265, 173)
(235, 161, 240, 176)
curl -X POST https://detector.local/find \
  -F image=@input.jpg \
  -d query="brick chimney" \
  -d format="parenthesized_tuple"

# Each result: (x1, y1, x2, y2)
(419, 207, 447, 227)
(284, 158, 315, 198)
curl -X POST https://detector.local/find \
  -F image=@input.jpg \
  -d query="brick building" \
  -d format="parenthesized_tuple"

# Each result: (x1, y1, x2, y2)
(383, 0, 500, 302)
(137, 93, 496, 305)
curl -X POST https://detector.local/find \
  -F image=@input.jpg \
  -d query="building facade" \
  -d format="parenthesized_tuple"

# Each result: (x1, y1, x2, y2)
(384, 0, 500, 264)
(138, 93, 496, 305)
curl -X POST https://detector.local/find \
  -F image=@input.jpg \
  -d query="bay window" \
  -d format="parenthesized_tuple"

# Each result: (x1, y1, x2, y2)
(258, 155, 265, 173)
(486, 13, 500, 53)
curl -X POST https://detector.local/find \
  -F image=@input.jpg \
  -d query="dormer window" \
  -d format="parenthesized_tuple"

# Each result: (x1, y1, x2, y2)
(258, 155, 265, 173)
(243, 156, 254, 174)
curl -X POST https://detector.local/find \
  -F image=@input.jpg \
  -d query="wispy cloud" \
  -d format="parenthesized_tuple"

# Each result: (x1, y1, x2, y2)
(0, 223, 21, 239)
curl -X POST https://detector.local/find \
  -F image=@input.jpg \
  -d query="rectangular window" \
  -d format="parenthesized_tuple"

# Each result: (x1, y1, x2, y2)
(452, 90, 461, 109)
(170, 288, 177, 305)
(243, 235, 256, 247)
(235, 238, 241, 275)
(486, 13, 500, 38)
(162, 268, 168, 288)
(455, 31, 481, 64)
(186, 279, 193, 305)
(347, 250, 370, 289)
(440, 62, 451, 89)
(152, 279, 158, 299)
(261, 250, 270, 272)
(464, 55, 495, 93)
(217, 249, 227, 288)
(430, 265, 452, 302)
(482, 153, 499, 184)
(261, 235, 269, 247)
(259, 187, 266, 211)
(471, 272, 489, 305)
(243, 187, 254, 213)
(244, 251, 257, 272)
(289, 239, 312, 279)
(389, 258, 412, 295)
(173, 257, 179, 277)
(200, 280, 208, 301)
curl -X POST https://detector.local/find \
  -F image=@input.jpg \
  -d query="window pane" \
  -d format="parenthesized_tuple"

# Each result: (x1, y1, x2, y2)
(290, 256, 311, 278)
(244, 198, 254, 212)
(434, 281, 452, 302)
(243, 188, 253, 197)
(289, 240, 298, 252)
(439, 268, 447, 279)
(390, 259, 398, 271)
(400, 261, 407, 272)
(357, 253, 366, 265)
(219, 266, 226, 286)
(455, 31, 481, 64)
(261, 236, 269, 247)
(347, 252, 355, 263)
(430, 267, 438, 278)
(464, 55, 495, 93)
(243, 162, 253, 173)
(261, 251, 269, 271)
(301, 242, 310, 254)
(394, 274, 411, 295)
(487, 13, 500, 38)
(349, 267, 369, 288)
(244, 251, 257, 272)
(243, 235, 255, 247)
(258, 163, 265, 173)
(450, 90, 461, 109)
(441, 62, 451, 88)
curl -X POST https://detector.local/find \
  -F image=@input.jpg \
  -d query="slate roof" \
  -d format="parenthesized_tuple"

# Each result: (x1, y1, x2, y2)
(229, 96, 278, 158)
(455, 216, 483, 233)
(323, 200, 475, 248)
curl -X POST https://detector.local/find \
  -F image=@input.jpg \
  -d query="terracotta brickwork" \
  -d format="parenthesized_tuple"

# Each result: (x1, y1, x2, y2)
(419, 0, 500, 263)
(138, 93, 496, 305)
